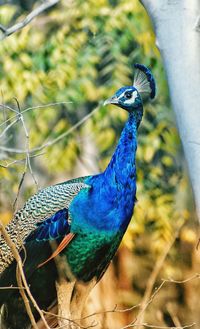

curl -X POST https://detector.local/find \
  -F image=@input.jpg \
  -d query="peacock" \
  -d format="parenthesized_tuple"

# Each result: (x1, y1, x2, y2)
(0, 64, 156, 329)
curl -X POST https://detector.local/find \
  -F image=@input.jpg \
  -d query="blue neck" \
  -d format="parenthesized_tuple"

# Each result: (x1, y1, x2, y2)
(70, 107, 143, 233)
(104, 108, 143, 184)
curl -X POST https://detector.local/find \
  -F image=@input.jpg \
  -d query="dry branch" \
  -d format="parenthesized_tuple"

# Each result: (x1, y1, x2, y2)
(0, 152, 45, 169)
(123, 323, 195, 329)
(0, 104, 100, 154)
(119, 272, 199, 329)
(0, 221, 50, 329)
(133, 234, 178, 328)
(0, 0, 60, 40)
(0, 102, 72, 129)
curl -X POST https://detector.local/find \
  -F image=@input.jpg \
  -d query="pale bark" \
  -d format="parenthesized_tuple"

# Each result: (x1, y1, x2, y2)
(140, 0, 200, 220)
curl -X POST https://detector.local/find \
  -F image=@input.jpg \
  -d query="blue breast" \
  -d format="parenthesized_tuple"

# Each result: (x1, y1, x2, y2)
(69, 173, 136, 234)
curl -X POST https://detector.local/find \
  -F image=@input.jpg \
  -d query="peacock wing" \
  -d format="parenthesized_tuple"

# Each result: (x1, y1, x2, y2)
(0, 176, 91, 274)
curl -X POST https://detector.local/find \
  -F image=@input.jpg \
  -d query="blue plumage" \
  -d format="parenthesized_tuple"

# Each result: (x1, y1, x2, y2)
(26, 208, 70, 242)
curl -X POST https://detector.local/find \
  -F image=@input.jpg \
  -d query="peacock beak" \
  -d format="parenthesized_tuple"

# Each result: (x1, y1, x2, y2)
(104, 96, 119, 106)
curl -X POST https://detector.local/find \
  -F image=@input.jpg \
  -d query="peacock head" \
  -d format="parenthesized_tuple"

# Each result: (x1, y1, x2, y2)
(104, 64, 156, 112)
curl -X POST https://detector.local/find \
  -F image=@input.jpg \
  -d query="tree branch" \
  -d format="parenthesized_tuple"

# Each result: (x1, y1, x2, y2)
(0, 222, 50, 329)
(0, 0, 60, 40)
(0, 104, 100, 155)
(123, 323, 195, 329)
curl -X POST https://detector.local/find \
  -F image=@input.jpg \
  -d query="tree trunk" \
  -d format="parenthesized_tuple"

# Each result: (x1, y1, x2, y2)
(140, 0, 200, 220)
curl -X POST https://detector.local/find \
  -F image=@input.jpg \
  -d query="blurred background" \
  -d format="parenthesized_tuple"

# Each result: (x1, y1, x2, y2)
(0, 1, 199, 328)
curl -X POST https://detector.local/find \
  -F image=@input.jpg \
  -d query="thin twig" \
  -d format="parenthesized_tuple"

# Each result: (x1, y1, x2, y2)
(41, 299, 141, 327)
(42, 309, 97, 329)
(0, 0, 60, 40)
(0, 101, 73, 128)
(162, 273, 200, 284)
(0, 152, 45, 168)
(13, 172, 26, 210)
(11, 98, 39, 209)
(82, 303, 141, 320)
(16, 263, 38, 329)
(0, 105, 100, 154)
(0, 286, 26, 290)
(0, 222, 50, 329)
(0, 103, 19, 115)
(0, 118, 19, 138)
(15, 98, 38, 187)
(0, 222, 38, 328)
(132, 237, 177, 328)
(121, 271, 200, 329)
(121, 323, 195, 329)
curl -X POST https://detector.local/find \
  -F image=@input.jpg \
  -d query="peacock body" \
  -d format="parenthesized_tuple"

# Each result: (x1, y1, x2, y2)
(0, 64, 156, 328)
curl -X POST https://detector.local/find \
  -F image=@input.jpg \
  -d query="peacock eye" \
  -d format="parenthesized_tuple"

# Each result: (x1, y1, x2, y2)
(125, 92, 132, 99)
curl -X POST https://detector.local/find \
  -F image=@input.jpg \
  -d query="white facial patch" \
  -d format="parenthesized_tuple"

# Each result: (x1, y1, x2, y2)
(123, 90, 138, 105)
